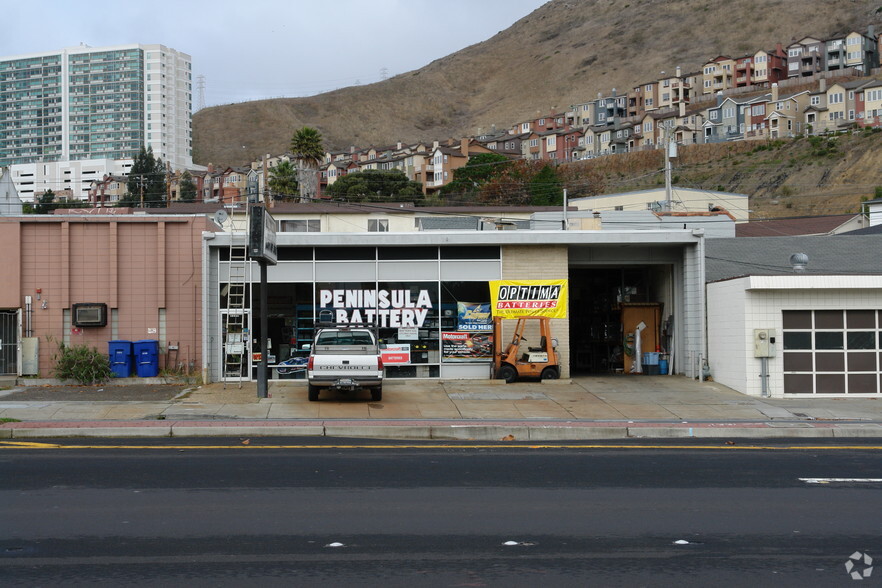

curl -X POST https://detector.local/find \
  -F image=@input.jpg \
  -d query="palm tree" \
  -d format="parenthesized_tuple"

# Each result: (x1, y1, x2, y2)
(290, 126, 324, 203)
(267, 160, 298, 201)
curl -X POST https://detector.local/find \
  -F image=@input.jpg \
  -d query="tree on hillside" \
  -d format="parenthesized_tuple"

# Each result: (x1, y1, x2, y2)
(268, 160, 299, 201)
(528, 164, 564, 206)
(325, 169, 423, 201)
(122, 147, 167, 207)
(290, 127, 324, 203)
(556, 161, 606, 200)
(439, 152, 512, 197)
(179, 171, 197, 202)
(475, 159, 543, 205)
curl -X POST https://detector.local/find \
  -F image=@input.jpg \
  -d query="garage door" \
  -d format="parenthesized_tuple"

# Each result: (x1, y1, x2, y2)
(782, 309, 881, 395)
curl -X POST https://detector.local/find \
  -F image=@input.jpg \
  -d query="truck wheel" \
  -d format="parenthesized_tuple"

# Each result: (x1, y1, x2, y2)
(308, 384, 320, 402)
(541, 367, 560, 380)
(371, 387, 382, 402)
(498, 364, 517, 384)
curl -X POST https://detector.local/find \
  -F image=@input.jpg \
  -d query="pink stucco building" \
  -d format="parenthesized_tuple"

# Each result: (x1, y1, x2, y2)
(0, 212, 214, 378)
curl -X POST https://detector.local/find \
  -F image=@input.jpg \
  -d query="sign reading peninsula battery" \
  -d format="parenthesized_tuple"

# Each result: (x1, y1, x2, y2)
(489, 279, 568, 318)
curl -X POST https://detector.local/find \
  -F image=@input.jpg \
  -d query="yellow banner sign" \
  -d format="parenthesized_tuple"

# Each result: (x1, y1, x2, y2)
(489, 279, 568, 318)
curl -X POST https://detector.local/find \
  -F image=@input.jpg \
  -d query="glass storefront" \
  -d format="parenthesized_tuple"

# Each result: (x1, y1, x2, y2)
(234, 246, 500, 380)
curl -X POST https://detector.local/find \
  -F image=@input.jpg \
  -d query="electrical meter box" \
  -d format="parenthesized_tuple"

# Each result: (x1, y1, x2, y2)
(754, 329, 776, 358)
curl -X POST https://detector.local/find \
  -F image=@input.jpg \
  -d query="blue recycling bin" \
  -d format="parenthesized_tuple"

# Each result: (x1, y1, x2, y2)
(134, 339, 160, 377)
(108, 340, 133, 378)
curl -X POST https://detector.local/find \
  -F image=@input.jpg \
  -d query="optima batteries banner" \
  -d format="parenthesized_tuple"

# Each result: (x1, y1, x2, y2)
(489, 279, 568, 319)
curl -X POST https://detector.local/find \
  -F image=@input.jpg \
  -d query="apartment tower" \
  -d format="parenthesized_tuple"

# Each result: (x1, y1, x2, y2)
(0, 43, 193, 201)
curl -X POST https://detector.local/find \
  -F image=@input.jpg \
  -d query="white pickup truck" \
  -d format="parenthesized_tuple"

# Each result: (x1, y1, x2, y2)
(306, 324, 384, 402)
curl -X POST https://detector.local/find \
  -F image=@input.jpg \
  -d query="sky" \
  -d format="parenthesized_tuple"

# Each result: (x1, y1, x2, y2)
(3, 0, 547, 109)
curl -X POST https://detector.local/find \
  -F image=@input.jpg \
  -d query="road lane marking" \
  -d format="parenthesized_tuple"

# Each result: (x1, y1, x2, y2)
(3, 441, 882, 451)
(799, 478, 882, 484)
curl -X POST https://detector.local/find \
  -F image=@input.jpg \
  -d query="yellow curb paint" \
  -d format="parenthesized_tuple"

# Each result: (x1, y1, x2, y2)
(2, 441, 882, 451)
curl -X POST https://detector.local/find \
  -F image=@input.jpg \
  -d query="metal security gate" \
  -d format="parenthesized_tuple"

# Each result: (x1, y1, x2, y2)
(0, 310, 18, 375)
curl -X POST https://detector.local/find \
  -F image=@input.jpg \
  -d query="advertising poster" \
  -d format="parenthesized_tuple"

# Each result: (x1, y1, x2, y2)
(457, 302, 493, 332)
(442, 332, 493, 361)
(381, 344, 411, 365)
(488, 279, 568, 319)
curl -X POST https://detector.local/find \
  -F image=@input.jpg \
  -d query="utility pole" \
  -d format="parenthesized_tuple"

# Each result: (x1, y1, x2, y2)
(664, 122, 677, 212)
(262, 154, 271, 208)
(166, 168, 173, 205)
(138, 175, 145, 208)
(562, 188, 568, 230)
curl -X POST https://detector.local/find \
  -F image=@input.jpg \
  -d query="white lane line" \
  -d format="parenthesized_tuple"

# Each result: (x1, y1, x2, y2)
(800, 478, 882, 484)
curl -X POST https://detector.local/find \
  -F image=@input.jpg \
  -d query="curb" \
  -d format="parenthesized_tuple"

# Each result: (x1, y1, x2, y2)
(3, 420, 882, 440)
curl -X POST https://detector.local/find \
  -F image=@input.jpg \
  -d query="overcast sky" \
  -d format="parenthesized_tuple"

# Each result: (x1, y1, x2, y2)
(3, 0, 547, 109)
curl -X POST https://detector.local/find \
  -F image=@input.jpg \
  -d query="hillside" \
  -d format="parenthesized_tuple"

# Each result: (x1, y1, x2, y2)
(192, 0, 882, 219)
(567, 130, 882, 219)
(193, 0, 882, 167)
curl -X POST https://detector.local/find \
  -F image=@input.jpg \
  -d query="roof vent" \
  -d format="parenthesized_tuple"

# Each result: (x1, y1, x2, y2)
(789, 252, 809, 273)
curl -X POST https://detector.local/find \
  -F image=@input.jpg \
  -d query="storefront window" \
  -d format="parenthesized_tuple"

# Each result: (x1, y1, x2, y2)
(440, 281, 493, 364)
(315, 281, 439, 378)
(249, 283, 314, 380)
(229, 244, 502, 382)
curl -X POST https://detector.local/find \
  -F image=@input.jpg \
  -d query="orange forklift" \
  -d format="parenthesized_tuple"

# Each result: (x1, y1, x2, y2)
(492, 315, 561, 383)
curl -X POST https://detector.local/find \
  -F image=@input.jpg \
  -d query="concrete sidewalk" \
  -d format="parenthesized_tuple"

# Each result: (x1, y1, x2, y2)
(1, 376, 881, 440)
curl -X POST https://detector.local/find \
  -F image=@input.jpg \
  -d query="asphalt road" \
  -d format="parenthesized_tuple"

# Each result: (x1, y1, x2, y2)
(2, 438, 881, 586)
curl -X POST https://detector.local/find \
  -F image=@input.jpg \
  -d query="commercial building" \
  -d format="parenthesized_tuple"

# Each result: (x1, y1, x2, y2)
(0, 44, 193, 201)
(202, 220, 708, 384)
(706, 235, 882, 397)
(0, 212, 213, 377)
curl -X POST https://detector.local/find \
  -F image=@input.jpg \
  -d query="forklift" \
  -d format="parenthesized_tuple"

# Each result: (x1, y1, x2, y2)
(492, 315, 561, 383)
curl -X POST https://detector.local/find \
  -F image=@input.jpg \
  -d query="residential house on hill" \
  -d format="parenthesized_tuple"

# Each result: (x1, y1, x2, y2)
(629, 80, 656, 117)
(824, 29, 879, 75)
(702, 56, 736, 94)
(751, 44, 788, 87)
(88, 174, 128, 207)
(788, 36, 825, 78)
(857, 79, 882, 126)
(765, 86, 811, 138)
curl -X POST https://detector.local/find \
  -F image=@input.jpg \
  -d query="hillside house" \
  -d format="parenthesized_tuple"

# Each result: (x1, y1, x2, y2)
(702, 56, 736, 94)
(88, 174, 128, 207)
(787, 37, 824, 78)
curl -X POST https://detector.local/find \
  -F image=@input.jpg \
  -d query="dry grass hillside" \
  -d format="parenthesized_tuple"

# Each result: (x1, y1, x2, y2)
(567, 129, 882, 218)
(194, 0, 882, 167)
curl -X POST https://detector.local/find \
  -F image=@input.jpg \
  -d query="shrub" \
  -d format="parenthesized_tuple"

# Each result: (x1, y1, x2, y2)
(53, 343, 112, 385)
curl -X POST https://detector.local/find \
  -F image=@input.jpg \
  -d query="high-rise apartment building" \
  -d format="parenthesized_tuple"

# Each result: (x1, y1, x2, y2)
(0, 43, 194, 201)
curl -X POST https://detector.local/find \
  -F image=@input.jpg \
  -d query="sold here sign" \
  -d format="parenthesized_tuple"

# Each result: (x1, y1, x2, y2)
(489, 279, 568, 319)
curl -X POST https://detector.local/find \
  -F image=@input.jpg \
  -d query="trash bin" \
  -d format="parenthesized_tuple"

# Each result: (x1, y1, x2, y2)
(108, 340, 133, 378)
(642, 352, 660, 366)
(133, 339, 160, 377)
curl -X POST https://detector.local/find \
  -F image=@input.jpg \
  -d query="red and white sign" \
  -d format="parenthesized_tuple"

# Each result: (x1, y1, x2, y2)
(381, 344, 411, 365)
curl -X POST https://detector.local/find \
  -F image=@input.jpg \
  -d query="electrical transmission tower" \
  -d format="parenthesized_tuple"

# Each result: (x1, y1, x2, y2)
(195, 75, 206, 112)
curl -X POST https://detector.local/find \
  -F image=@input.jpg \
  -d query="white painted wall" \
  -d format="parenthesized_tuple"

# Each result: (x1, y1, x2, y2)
(708, 275, 882, 397)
